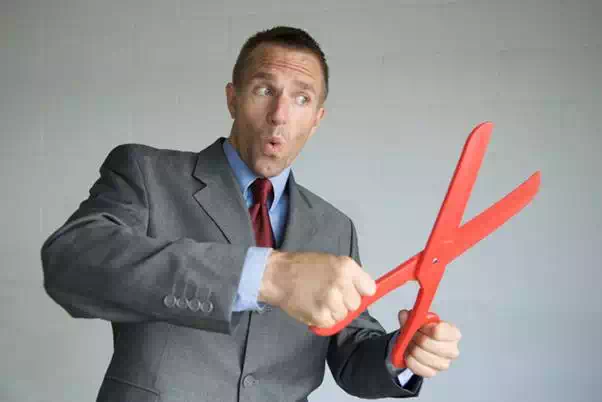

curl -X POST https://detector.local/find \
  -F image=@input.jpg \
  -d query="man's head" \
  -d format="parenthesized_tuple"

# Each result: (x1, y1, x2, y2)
(226, 26, 329, 178)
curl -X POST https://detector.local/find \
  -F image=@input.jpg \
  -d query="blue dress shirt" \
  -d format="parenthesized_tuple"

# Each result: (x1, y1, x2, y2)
(222, 139, 415, 388)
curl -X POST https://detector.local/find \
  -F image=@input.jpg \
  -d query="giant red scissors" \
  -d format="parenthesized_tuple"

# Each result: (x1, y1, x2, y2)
(309, 121, 541, 368)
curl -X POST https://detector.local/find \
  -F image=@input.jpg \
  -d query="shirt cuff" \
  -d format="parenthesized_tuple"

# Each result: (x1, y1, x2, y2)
(396, 366, 415, 386)
(385, 330, 417, 388)
(232, 247, 272, 312)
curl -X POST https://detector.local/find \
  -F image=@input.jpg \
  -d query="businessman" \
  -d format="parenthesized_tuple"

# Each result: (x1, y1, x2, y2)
(41, 26, 461, 401)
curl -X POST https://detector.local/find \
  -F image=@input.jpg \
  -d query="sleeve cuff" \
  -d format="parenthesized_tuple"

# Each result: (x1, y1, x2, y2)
(232, 247, 272, 312)
(385, 330, 418, 388)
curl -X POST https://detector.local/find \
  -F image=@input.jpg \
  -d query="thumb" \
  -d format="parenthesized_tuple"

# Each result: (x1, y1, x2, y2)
(398, 309, 410, 326)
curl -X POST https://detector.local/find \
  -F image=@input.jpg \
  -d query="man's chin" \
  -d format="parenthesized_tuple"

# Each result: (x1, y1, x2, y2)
(253, 160, 285, 178)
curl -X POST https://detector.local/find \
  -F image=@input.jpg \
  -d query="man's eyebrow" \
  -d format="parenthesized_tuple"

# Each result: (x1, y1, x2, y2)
(249, 71, 276, 82)
(249, 72, 317, 94)
(293, 80, 316, 94)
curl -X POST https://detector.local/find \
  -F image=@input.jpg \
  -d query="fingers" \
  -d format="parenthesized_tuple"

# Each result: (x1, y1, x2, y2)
(315, 259, 371, 326)
(419, 321, 462, 342)
(341, 283, 362, 312)
(397, 309, 461, 343)
(310, 291, 348, 328)
(413, 330, 460, 360)
(405, 341, 444, 377)
(352, 266, 376, 297)
(398, 309, 410, 325)
(285, 254, 375, 329)
(327, 291, 349, 322)
(396, 309, 461, 377)
(313, 288, 362, 327)
(314, 309, 336, 328)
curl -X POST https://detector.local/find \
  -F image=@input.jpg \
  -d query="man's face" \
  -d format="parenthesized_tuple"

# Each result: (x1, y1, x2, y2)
(226, 43, 326, 178)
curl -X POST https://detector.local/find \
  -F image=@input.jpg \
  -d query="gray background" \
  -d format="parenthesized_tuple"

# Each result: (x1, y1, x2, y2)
(1, 0, 601, 401)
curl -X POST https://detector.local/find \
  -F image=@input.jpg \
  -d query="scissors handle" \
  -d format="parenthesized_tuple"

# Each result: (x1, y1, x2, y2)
(308, 252, 443, 368)
(309, 233, 453, 338)
(309, 252, 421, 336)
(392, 310, 441, 368)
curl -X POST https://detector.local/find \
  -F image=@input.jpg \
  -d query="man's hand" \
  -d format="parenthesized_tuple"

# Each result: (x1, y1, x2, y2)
(258, 250, 376, 327)
(398, 309, 462, 378)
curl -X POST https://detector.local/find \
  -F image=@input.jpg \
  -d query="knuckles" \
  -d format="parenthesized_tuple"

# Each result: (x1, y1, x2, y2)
(313, 308, 334, 328)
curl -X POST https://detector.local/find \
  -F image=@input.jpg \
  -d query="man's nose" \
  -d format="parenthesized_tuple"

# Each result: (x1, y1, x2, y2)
(268, 95, 289, 125)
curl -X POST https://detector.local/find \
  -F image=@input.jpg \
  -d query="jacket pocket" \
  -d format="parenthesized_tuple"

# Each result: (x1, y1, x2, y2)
(97, 376, 160, 402)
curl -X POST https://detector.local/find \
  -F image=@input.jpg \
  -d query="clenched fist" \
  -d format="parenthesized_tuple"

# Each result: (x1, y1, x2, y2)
(398, 309, 462, 378)
(258, 250, 376, 327)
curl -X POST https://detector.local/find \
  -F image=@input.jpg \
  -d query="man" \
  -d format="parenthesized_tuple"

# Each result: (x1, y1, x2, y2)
(41, 26, 461, 401)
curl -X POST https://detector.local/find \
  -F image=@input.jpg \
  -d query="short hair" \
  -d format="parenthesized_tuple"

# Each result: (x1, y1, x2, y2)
(232, 26, 329, 102)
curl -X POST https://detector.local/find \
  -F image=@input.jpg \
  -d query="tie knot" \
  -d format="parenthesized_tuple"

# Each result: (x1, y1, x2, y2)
(251, 178, 273, 206)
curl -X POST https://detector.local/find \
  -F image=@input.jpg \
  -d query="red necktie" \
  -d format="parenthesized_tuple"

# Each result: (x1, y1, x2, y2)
(249, 178, 275, 248)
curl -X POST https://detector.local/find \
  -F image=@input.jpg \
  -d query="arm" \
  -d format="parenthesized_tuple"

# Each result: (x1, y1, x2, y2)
(326, 218, 424, 399)
(41, 144, 249, 335)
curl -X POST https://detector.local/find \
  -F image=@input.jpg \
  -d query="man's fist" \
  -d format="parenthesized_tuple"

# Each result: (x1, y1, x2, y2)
(259, 250, 376, 327)
(398, 309, 462, 378)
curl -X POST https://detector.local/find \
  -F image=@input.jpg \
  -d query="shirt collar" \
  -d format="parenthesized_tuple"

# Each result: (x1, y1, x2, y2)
(222, 138, 291, 211)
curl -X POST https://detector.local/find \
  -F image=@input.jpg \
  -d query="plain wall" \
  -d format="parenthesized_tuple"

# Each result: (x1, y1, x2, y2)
(1, 0, 601, 401)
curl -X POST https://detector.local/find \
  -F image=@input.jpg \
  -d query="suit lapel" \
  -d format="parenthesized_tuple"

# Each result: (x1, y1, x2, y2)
(280, 172, 319, 252)
(192, 138, 255, 247)
(192, 138, 319, 250)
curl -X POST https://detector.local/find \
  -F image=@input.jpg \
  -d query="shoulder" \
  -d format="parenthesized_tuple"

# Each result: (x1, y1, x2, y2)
(102, 143, 198, 172)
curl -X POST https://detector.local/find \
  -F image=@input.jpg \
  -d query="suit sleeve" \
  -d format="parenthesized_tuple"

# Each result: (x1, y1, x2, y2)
(41, 144, 248, 335)
(326, 218, 424, 399)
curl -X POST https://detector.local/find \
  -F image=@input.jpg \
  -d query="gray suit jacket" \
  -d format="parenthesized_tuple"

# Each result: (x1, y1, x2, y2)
(41, 138, 423, 401)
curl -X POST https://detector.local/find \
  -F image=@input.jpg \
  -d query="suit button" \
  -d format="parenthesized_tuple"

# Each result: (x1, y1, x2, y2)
(187, 298, 201, 312)
(243, 374, 258, 388)
(200, 300, 213, 314)
(258, 305, 272, 314)
(176, 298, 188, 309)
(163, 295, 177, 308)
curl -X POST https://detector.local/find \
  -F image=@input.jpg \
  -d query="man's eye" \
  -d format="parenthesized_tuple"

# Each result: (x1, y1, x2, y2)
(257, 87, 272, 96)
(296, 95, 309, 105)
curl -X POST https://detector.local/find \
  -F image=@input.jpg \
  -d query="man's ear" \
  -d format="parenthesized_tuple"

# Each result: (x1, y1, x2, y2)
(308, 107, 326, 140)
(315, 107, 325, 127)
(225, 83, 237, 119)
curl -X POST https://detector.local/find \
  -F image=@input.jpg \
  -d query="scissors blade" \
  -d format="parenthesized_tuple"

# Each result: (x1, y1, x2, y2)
(422, 122, 493, 251)
(310, 172, 541, 338)
(310, 171, 540, 338)
(391, 122, 493, 367)
(445, 171, 541, 262)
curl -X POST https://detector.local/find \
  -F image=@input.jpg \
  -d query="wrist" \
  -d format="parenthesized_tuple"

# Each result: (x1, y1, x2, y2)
(258, 249, 289, 306)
